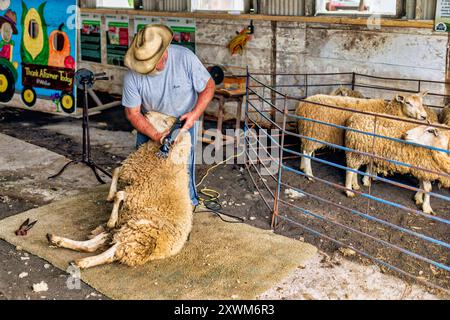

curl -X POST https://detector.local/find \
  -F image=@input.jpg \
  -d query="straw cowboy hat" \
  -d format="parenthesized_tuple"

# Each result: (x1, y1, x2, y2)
(125, 24, 173, 75)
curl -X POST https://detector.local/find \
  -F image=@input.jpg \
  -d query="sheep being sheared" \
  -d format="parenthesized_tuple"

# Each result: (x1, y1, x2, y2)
(295, 91, 430, 181)
(47, 111, 193, 268)
(344, 113, 450, 214)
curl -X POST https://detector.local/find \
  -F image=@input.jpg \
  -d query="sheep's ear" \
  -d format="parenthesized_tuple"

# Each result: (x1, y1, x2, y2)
(421, 90, 429, 97)
(432, 128, 439, 137)
(428, 128, 439, 137)
(396, 95, 405, 103)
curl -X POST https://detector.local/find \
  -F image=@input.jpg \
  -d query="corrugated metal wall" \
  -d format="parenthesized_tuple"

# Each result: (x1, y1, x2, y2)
(261, 0, 306, 16)
(419, 0, 437, 20)
(142, 0, 158, 11)
(161, 0, 189, 12)
(80, 0, 96, 8)
(81, 0, 437, 20)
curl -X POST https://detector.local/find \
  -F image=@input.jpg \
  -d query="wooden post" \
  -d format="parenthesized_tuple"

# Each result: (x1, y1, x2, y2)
(305, 0, 315, 16)
(270, 20, 277, 124)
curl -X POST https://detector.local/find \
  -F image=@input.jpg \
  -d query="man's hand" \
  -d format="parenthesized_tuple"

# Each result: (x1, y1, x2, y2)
(155, 129, 170, 144)
(125, 107, 165, 143)
(180, 110, 200, 130)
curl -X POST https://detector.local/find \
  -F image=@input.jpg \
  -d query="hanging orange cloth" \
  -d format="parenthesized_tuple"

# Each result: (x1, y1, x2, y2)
(227, 27, 253, 56)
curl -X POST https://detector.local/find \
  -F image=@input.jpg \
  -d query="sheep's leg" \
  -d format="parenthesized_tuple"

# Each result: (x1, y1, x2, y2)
(345, 171, 356, 198)
(362, 166, 374, 187)
(300, 152, 306, 170)
(352, 172, 360, 191)
(106, 167, 121, 202)
(414, 181, 424, 205)
(72, 243, 119, 269)
(421, 181, 434, 215)
(301, 151, 314, 181)
(47, 232, 109, 253)
(107, 191, 125, 229)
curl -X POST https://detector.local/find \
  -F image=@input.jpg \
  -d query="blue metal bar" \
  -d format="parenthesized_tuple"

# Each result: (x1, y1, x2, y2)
(276, 199, 450, 272)
(287, 113, 450, 154)
(278, 181, 450, 249)
(246, 111, 450, 205)
(275, 214, 450, 293)
(245, 70, 450, 291)
(282, 161, 450, 225)
(245, 110, 450, 205)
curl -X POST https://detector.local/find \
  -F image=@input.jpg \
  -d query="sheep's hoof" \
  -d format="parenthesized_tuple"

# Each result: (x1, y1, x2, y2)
(346, 191, 356, 198)
(362, 178, 371, 187)
(72, 259, 87, 270)
(306, 176, 315, 182)
(352, 184, 361, 191)
(422, 206, 435, 215)
(46, 233, 56, 245)
(415, 197, 424, 206)
(106, 220, 116, 230)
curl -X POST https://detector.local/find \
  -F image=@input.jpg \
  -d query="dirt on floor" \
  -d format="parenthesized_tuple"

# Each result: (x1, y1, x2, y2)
(0, 104, 447, 299)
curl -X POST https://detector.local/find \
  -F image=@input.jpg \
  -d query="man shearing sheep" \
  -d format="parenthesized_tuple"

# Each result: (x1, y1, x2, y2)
(122, 24, 215, 207)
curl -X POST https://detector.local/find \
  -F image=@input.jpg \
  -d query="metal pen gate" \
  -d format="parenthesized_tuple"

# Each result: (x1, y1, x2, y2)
(242, 70, 450, 292)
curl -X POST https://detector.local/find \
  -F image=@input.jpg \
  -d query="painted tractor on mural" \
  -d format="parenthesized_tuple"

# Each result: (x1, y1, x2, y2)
(0, 7, 18, 103)
(0, 56, 17, 102)
(20, 2, 75, 113)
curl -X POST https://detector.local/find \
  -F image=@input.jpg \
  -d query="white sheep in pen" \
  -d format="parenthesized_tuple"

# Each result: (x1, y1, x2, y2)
(295, 92, 431, 182)
(440, 105, 450, 126)
(344, 113, 450, 214)
(47, 112, 193, 268)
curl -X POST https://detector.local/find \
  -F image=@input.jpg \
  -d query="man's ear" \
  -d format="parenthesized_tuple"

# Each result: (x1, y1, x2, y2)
(396, 95, 405, 103)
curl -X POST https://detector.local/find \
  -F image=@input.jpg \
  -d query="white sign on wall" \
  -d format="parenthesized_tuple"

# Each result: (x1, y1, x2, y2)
(435, 0, 450, 32)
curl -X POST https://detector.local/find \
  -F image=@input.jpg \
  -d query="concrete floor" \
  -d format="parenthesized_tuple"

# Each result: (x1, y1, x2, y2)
(0, 106, 444, 300)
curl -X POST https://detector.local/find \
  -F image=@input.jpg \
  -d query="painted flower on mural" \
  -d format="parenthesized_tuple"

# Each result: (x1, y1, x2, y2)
(50, 92, 61, 112)
(64, 55, 75, 69)
(0, 0, 10, 11)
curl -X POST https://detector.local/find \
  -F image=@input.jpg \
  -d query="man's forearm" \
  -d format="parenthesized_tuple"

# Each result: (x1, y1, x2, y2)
(125, 110, 160, 142)
(192, 78, 215, 119)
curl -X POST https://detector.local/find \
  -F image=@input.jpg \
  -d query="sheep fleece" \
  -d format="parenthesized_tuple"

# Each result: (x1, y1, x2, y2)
(112, 132, 193, 266)
(295, 95, 407, 153)
(345, 114, 450, 187)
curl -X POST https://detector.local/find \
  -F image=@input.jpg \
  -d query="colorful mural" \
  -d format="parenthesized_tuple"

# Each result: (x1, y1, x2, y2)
(0, 0, 76, 114)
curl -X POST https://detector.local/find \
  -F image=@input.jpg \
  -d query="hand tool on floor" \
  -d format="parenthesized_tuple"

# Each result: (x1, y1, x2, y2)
(15, 218, 37, 236)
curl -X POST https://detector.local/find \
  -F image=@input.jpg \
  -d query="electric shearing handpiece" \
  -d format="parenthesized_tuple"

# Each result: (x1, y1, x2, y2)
(156, 117, 186, 158)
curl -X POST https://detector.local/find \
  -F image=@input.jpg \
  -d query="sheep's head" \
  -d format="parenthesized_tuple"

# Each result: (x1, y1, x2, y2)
(395, 91, 428, 120)
(168, 129, 192, 166)
(331, 87, 365, 98)
(144, 111, 177, 133)
(403, 125, 449, 151)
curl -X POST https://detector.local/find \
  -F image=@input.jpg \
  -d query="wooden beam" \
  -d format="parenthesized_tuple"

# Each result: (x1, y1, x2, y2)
(79, 8, 434, 29)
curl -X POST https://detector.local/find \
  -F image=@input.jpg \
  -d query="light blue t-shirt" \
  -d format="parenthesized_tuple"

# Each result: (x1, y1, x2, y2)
(122, 45, 211, 117)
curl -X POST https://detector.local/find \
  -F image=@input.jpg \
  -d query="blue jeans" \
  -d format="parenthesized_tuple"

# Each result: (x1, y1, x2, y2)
(136, 124, 199, 206)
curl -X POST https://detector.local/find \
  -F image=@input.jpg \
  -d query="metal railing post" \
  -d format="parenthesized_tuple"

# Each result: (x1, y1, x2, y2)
(271, 95, 288, 229)
(351, 72, 356, 90)
(244, 66, 250, 167)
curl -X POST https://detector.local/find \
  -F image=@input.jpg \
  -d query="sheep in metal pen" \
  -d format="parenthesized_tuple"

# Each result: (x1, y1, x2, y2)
(344, 113, 450, 214)
(295, 91, 430, 182)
